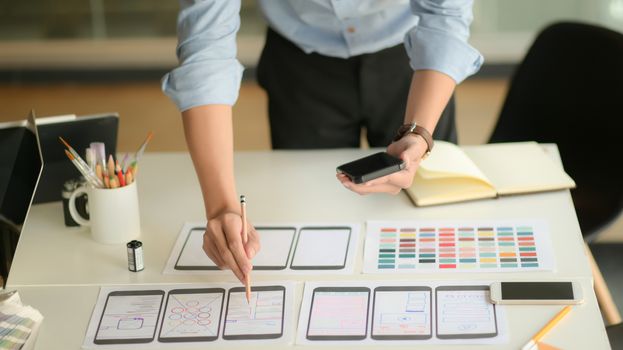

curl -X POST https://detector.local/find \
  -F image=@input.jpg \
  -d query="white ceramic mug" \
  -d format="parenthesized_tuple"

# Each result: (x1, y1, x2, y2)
(68, 181, 141, 244)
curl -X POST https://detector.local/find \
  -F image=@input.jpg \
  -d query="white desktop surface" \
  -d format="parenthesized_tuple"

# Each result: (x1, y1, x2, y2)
(6, 147, 611, 349)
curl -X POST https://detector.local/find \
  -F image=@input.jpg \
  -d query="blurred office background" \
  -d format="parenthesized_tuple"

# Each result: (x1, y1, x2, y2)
(1, 0, 623, 148)
(1, 0, 622, 293)
(2, 0, 623, 150)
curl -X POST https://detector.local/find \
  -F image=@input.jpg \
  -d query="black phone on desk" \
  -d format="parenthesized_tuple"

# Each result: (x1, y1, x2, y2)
(337, 152, 405, 184)
(489, 281, 584, 305)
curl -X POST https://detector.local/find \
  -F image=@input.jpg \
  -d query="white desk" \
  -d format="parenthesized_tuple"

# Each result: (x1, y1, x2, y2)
(6, 148, 611, 349)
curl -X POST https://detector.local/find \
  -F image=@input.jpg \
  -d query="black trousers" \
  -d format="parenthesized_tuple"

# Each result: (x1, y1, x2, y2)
(257, 28, 457, 149)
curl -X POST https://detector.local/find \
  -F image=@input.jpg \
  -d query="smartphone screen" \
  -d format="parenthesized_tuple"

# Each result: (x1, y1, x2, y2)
(222, 286, 285, 340)
(435, 286, 498, 339)
(94, 290, 165, 344)
(337, 152, 404, 184)
(158, 288, 225, 342)
(371, 286, 432, 340)
(306, 287, 370, 340)
(501, 282, 574, 300)
(290, 227, 351, 270)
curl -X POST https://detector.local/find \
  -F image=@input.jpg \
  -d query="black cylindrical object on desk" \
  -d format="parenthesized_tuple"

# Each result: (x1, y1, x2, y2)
(61, 178, 89, 227)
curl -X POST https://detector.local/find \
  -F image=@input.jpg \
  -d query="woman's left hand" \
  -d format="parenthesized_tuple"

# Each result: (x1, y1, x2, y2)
(336, 134, 428, 195)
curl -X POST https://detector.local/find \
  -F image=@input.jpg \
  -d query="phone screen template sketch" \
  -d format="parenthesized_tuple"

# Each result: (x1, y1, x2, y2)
(290, 227, 351, 270)
(222, 286, 285, 340)
(371, 286, 432, 340)
(94, 290, 165, 344)
(435, 285, 498, 339)
(306, 287, 370, 341)
(175, 227, 296, 270)
(158, 288, 225, 342)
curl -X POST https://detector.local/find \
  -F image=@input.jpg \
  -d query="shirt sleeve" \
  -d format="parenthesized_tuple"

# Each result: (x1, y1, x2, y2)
(404, 0, 484, 83)
(161, 0, 244, 112)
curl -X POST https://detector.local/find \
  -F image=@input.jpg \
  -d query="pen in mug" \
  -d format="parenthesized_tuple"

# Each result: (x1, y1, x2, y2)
(64, 150, 103, 188)
(90, 142, 107, 176)
(116, 163, 126, 187)
(121, 153, 130, 173)
(107, 155, 116, 178)
(59, 138, 101, 187)
(95, 164, 103, 182)
(59, 137, 94, 176)
(134, 131, 153, 164)
(125, 170, 134, 185)
(85, 147, 96, 170)
(126, 131, 153, 177)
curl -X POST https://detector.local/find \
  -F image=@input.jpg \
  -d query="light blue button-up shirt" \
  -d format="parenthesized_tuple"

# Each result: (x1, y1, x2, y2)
(162, 0, 483, 112)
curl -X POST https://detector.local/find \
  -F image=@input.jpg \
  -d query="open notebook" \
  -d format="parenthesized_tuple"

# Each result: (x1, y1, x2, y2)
(405, 141, 576, 206)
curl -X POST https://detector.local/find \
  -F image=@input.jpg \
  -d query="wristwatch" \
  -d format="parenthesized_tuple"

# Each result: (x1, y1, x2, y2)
(393, 123, 434, 158)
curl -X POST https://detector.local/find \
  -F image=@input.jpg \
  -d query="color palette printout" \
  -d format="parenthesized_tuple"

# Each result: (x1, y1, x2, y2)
(363, 220, 554, 273)
(82, 283, 294, 349)
(164, 222, 359, 275)
(297, 281, 507, 346)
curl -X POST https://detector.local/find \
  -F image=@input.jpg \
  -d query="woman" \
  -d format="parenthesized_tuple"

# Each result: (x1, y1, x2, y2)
(162, 0, 483, 283)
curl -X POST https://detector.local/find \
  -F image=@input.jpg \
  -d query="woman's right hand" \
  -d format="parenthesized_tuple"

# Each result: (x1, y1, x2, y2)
(202, 211, 261, 283)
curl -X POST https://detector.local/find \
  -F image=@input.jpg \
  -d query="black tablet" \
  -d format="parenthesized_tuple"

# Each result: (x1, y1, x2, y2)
(0, 111, 43, 224)
(34, 113, 118, 203)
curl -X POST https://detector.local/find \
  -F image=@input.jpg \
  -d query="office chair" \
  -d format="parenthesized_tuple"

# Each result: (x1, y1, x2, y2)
(488, 21, 623, 344)
(489, 21, 623, 239)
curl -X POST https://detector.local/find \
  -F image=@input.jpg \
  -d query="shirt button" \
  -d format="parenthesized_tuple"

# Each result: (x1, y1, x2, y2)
(347, 26, 356, 33)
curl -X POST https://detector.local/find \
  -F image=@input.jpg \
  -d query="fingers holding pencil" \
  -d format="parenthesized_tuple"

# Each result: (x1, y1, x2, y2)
(204, 213, 252, 282)
(244, 227, 260, 259)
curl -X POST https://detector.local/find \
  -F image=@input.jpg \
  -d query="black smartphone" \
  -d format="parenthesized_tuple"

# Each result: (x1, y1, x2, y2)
(489, 281, 583, 305)
(336, 152, 405, 184)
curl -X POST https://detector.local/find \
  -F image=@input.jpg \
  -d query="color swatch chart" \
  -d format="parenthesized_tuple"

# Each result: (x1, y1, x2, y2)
(363, 220, 554, 273)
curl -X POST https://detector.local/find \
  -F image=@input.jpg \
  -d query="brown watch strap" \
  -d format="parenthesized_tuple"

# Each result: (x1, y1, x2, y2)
(394, 123, 434, 154)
